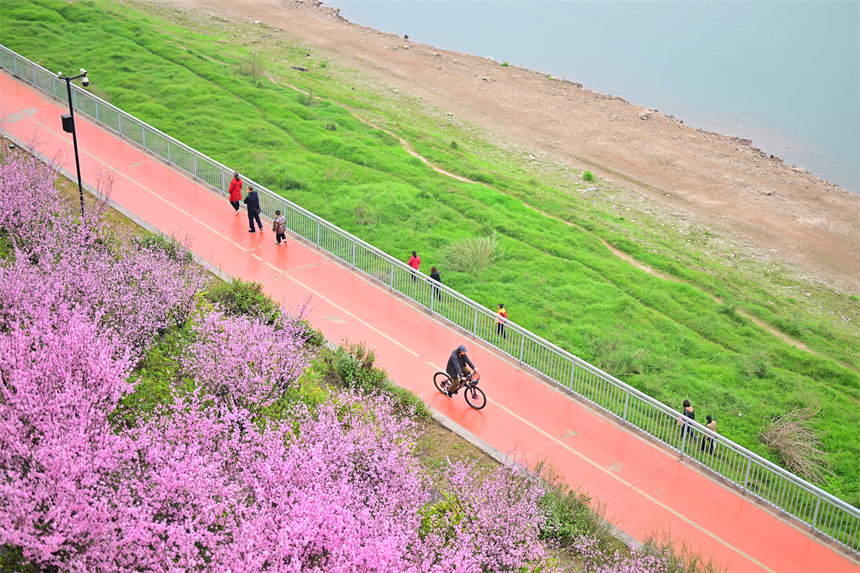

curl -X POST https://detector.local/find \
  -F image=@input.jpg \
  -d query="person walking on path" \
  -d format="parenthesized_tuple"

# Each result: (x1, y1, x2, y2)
(702, 414, 718, 454)
(273, 210, 287, 245)
(243, 186, 263, 233)
(430, 266, 442, 300)
(228, 172, 243, 214)
(408, 250, 421, 282)
(678, 399, 695, 440)
(496, 303, 508, 339)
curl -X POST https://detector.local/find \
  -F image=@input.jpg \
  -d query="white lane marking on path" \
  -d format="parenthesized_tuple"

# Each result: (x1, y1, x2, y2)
(29, 114, 770, 571)
(487, 396, 774, 573)
(274, 268, 420, 357)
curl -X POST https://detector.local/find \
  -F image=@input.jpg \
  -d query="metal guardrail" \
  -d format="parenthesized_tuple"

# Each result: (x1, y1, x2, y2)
(1, 44, 857, 554)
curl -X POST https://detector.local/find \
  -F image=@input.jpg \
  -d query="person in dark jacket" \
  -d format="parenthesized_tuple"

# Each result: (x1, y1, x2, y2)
(679, 399, 695, 439)
(445, 344, 476, 397)
(430, 266, 442, 301)
(228, 172, 243, 214)
(243, 186, 263, 233)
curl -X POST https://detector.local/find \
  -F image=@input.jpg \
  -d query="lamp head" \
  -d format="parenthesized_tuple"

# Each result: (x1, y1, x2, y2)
(80, 69, 89, 87)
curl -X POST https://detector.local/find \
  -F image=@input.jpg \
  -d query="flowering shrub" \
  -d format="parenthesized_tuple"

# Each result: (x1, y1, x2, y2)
(417, 459, 551, 571)
(0, 290, 135, 569)
(574, 535, 673, 573)
(181, 309, 314, 411)
(59, 239, 204, 354)
(0, 154, 65, 251)
(0, 154, 204, 358)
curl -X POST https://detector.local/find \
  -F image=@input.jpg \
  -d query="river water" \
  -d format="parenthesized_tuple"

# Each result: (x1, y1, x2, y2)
(326, 1, 859, 193)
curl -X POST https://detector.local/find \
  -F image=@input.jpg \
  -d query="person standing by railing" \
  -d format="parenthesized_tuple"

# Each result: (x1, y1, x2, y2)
(678, 399, 695, 440)
(430, 266, 442, 300)
(228, 172, 243, 215)
(408, 250, 420, 282)
(496, 303, 508, 339)
(702, 414, 718, 454)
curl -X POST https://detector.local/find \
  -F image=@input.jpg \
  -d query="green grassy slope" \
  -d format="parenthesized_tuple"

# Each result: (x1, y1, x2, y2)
(1, 0, 857, 503)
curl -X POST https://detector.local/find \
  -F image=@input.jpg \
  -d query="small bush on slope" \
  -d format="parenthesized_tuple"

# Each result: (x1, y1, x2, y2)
(204, 277, 282, 324)
(181, 308, 313, 414)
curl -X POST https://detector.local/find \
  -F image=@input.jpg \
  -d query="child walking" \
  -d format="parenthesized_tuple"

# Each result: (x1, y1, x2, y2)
(273, 210, 287, 245)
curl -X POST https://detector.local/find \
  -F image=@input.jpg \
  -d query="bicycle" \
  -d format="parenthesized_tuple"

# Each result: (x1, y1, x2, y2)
(433, 371, 487, 410)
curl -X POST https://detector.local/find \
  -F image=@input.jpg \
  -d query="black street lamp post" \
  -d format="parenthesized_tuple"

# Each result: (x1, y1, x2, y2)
(59, 68, 89, 219)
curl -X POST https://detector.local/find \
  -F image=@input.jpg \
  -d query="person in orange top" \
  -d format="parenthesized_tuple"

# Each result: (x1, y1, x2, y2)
(227, 172, 243, 215)
(496, 303, 508, 339)
(407, 250, 420, 282)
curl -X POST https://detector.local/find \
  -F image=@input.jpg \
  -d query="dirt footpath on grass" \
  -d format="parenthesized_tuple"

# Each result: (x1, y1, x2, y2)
(144, 0, 860, 294)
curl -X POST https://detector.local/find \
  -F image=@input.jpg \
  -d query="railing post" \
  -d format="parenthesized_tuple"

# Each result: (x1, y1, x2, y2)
(167, 140, 171, 163)
(389, 261, 395, 289)
(743, 457, 752, 493)
(518, 333, 526, 363)
(316, 221, 320, 247)
(680, 424, 687, 458)
(142, 125, 146, 148)
(351, 242, 356, 268)
(622, 390, 629, 421)
(118, 114, 122, 136)
(812, 495, 821, 528)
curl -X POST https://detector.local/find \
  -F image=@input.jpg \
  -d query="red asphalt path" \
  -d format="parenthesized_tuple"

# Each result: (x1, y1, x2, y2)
(2, 71, 857, 573)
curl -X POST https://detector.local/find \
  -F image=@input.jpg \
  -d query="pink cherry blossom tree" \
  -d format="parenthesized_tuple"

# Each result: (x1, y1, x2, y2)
(180, 309, 313, 413)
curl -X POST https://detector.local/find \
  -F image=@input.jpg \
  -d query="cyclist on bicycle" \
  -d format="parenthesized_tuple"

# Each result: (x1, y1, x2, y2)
(445, 344, 477, 397)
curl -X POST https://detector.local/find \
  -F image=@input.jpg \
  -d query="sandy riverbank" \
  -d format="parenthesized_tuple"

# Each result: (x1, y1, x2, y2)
(144, 0, 860, 293)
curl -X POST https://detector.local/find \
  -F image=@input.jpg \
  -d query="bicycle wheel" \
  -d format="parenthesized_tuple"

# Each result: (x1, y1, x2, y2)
(464, 385, 487, 410)
(433, 371, 452, 394)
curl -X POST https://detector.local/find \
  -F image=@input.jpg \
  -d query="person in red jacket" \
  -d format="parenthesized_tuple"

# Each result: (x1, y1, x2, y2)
(228, 172, 243, 215)
(408, 250, 420, 282)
